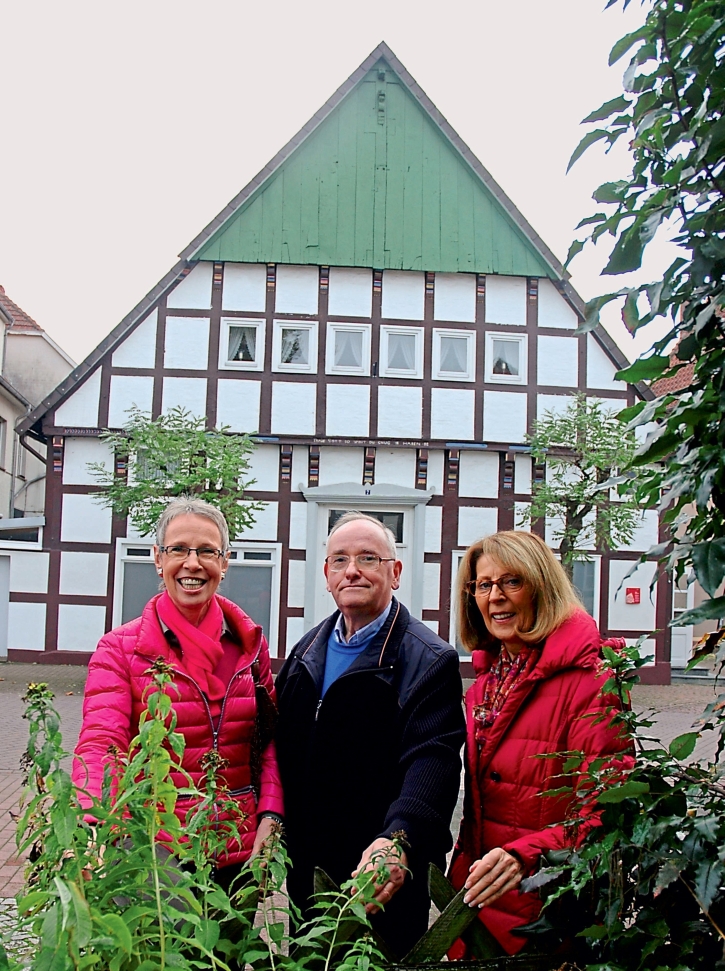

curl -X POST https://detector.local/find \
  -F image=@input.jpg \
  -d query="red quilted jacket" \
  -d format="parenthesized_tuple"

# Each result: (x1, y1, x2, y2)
(72, 594, 284, 867)
(449, 610, 627, 955)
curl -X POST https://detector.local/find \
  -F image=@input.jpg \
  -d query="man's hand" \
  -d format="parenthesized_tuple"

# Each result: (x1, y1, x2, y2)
(463, 847, 522, 908)
(250, 815, 278, 859)
(351, 837, 408, 915)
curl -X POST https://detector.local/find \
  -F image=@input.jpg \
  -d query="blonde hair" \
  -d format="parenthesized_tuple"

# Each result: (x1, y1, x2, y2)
(456, 531, 582, 653)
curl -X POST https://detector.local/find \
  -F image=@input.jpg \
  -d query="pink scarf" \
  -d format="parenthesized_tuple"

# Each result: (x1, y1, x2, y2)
(156, 592, 226, 701)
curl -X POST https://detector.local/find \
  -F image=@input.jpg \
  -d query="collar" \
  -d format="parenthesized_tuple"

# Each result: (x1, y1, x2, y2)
(331, 602, 393, 648)
(159, 612, 238, 650)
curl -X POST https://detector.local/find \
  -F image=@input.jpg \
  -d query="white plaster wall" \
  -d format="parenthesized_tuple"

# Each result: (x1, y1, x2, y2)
(485, 276, 526, 326)
(236, 502, 278, 541)
(59, 551, 109, 596)
(167, 263, 213, 310)
(545, 514, 566, 548)
(609, 559, 658, 631)
(292, 445, 308, 490)
(57, 604, 107, 652)
(434, 273, 476, 323)
(514, 502, 531, 531)
(624, 509, 660, 552)
(10, 551, 49, 593)
(325, 385, 370, 437)
(289, 502, 307, 549)
(328, 267, 372, 317)
(430, 389, 475, 441)
(162, 377, 207, 418)
(61, 494, 113, 544)
(427, 450, 445, 494)
(459, 451, 499, 499)
(537, 393, 573, 419)
(318, 447, 364, 487)
(482, 391, 528, 443)
(112, 309, 158, 368)
(245, 445, 279, 492)
(627, 637, 656, 664)
(108, 375, 154, 428)
(458, 506, 499, 547)
(275, 265, 319, 315)
(55, 368, 101, 428)
(424, 505, 442, 553)
(377, 386, 422, 439)
(287, 560, 306, 608)
(538, 335, 579, 387)
(423, 562, 441, 610)
(164, 317, 210, 370)
(8, 601, 45, 651)
(375, 448, 416, 488)
(271, 383, 316, 436)
(381, 270, 425, 320)
(587, 335, 627, 391)
(286, 616, 305, 655)
(537, 279, 578, 329)
(216, 379, 261, 433)
(63, 437, 114, 486)
(222, 263, 266, 312)
(514, 454, 532, 494)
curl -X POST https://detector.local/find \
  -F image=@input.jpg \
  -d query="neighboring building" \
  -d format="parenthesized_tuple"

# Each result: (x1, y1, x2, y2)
(14, 44, 671, 680)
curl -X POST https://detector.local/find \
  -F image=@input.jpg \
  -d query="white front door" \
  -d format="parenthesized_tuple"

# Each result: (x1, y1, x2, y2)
(670, 574, 695, 668)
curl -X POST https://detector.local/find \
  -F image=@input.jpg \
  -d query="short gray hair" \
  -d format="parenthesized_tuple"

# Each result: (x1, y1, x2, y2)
(327, 511, 397, 559)
(156, 497, 230, 551)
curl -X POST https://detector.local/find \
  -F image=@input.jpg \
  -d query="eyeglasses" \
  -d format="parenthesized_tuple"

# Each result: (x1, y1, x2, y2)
(466, 576, 524, 597)
(325, 554, 395, 573)
(159, 545, 226, 562)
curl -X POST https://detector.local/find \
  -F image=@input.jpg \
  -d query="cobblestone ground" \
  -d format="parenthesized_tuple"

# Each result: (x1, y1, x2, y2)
(0, 664, 720, 912)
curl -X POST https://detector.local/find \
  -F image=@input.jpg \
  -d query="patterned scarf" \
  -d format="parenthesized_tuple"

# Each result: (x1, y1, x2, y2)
(156, 591, 226, 701)
(473, 645, 539, 747)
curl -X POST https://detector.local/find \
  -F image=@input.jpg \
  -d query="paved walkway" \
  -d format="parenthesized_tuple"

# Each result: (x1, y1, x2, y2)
(0, 663, 720, 897)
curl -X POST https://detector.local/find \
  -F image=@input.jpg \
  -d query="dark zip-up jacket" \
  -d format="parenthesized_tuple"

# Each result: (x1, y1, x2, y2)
(276, 598, 465, 955)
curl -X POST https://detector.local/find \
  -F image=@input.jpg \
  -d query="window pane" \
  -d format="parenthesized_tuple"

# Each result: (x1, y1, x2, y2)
(223, 564, 273, 640)
(439, 335, 468, 373)
(328, 509, 404, 543)
(122, 561, 159, 624)
(492, 339, 519, 376)
(387, 332, 416, 370)
(572, 560, 596, 617)
(281, 328, 309, 365)
(228, 325, 256, 362)
(334, 329, 363, 368)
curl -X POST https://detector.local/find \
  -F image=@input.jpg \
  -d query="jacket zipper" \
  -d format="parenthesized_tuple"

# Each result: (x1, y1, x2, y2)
(313, 664, 395, 722)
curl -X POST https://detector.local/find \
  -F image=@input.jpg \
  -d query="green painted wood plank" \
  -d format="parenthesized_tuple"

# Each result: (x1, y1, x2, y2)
(400, 83, 424, 271)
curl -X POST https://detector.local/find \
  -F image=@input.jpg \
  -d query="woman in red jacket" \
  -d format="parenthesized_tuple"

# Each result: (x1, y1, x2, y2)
(73, 497, 284, 883)
(448, 531, 625, 956)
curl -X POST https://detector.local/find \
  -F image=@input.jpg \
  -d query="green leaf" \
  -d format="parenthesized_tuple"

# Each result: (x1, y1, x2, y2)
(669, 732, 698, 760)
(582, 96, 631, 123)
(692, 538, 725, 597)
(654, 860, 682, 896)
(567, 130, 610, 172)
(597, 780, 650, 803)
(694, 861, 723, 912)
(99, 914, 133, 955)
(609, 27, 648, 65)
(616, 354, 669, 383)
(603, 228, 645, 275)
(194, 919, 220, 951)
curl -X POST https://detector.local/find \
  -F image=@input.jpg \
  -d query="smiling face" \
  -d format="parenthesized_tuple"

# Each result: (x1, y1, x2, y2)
(153, 513, 230, 625)
(473, 553, 535, 655)
(324, 519, 402, 636)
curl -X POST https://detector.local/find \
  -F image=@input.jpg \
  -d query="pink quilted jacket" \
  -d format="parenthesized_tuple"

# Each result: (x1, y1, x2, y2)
(72, 594, 284, 867)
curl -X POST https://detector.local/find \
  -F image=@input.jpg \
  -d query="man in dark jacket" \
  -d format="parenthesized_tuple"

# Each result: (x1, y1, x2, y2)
(275, 511, 465, 958)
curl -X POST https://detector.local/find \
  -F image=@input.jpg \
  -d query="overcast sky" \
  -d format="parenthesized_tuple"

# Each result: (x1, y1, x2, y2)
(1, 0, 668, 367)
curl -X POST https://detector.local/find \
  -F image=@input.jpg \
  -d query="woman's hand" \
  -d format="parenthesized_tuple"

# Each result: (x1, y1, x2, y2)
(463, 848, 523, 908)
(250, 815, 278, 858)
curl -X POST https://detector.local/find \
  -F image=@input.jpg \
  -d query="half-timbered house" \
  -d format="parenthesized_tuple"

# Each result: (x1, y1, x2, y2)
(14, 44, 671, 680)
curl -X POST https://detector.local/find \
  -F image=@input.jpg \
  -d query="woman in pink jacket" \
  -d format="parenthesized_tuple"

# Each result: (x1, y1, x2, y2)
(73, 497, 284, 883)
(449, 531, 626, 957)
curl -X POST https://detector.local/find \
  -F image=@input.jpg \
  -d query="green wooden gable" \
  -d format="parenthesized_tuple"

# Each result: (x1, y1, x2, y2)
(189, 49, 558, 278)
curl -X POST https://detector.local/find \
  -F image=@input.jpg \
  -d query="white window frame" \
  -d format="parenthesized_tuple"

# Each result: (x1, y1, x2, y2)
(379, 325, 424, 380)
(325, 322, 371, 376)
(432, 328, 476, 382)
(485, 331, 528, 385)
(219, 317, 265, 371)
(272, 319, 318, 374)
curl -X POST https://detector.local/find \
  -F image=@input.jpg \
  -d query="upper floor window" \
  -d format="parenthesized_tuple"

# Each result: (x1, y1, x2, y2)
(220, 318, 265, 371)
(379, 325, 424, 379)
(432, 329, 476, 381)
(485, 332, 528, 385)
(0, 418, 6, 469)
(326, 323, 371, 375)
(272, 320, 318, 373)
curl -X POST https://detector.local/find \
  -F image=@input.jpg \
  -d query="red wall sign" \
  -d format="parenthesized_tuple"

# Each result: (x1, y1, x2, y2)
(625, 588, 641, 605)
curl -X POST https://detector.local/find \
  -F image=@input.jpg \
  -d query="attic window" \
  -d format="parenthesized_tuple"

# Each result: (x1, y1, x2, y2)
(485, 333, 528, 385)
(220, 318, 265, 371)
(272, 320, 318, 374)
(326, 323, 371, 376)
(379, 326, 424, 379)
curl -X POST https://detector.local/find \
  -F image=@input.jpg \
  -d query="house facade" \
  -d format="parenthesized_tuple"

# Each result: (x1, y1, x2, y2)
(14, 45, 672, 680)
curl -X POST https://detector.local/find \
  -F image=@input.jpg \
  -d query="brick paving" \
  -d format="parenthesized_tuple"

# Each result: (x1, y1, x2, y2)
(0, 663, 720, 900)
